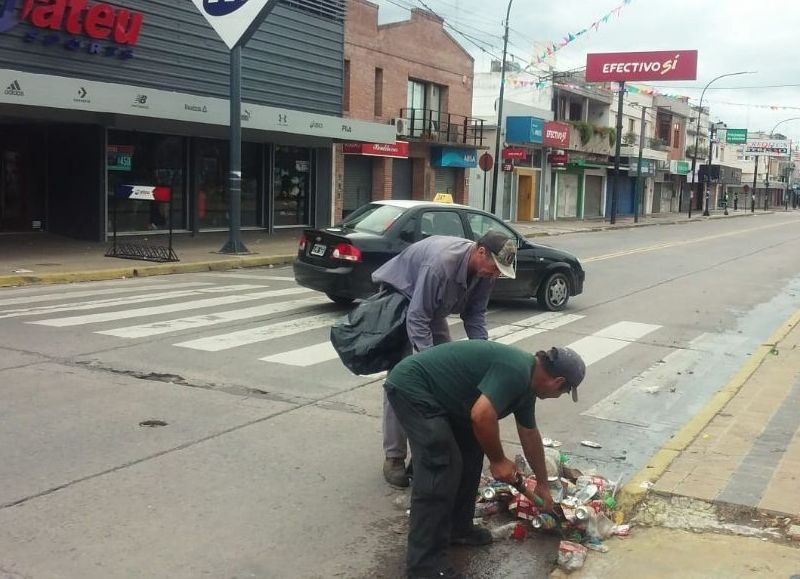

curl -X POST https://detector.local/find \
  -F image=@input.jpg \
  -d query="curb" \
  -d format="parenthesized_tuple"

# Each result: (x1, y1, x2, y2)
(615, 307, 800, 518)
(0, 254, 296, 289)
(520, 211, 766, 239)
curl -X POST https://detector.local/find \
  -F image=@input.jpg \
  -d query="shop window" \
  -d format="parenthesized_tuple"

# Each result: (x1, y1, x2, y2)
(194, 139, 261, 230)
(374, 68, 383, 117)
(107, 131, 186, 233)
(274, 146, 312, 227)
(344, 59, 351, 113)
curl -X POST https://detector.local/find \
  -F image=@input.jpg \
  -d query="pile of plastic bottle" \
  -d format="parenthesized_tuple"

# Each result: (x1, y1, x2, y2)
(475, 454, 631, 572)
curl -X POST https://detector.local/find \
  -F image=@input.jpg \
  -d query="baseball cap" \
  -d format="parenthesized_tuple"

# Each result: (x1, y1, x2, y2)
(541, 346, 586, 402)
(477, 230, 517, 279)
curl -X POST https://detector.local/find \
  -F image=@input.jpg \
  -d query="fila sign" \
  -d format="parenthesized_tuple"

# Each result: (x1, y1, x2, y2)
(189, 0, 279, 49)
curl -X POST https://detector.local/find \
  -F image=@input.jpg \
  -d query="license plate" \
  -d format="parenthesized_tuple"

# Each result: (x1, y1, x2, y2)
(310, 243, 326, 257)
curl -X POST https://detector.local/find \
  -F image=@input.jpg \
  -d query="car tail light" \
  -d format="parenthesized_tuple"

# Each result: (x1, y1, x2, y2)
(298, 233, 307, 252)
(332, 243, 361, 262)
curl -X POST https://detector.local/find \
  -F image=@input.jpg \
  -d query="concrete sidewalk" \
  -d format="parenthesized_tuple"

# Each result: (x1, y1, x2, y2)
(0, 209, 768, 288)
(566, 310, 800, 578)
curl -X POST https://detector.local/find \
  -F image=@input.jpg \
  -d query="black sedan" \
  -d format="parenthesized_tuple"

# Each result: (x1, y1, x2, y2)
(293, 200, 585, 311)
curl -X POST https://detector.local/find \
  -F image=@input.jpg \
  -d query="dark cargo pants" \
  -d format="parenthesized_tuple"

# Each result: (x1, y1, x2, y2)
(385, 383, 484, 577)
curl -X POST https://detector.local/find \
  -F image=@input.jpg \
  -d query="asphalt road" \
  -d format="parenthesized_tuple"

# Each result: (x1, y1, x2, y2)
(0, 211, 798, 578)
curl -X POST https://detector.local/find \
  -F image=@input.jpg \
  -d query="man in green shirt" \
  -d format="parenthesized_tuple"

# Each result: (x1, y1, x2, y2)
(385, 340, 586, 579)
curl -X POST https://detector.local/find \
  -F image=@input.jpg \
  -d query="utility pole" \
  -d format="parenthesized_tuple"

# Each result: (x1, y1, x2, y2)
(490, 0, 514, 216)
(764, 155, 770, 212)
(609, 81, 625, 224)
(751, 155, 758, 213)
(634, 105, 647, 223)
(703, 123, 716, 217)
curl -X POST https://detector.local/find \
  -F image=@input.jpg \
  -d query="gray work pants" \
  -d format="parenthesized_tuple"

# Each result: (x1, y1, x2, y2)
(383, 317, 452, 459)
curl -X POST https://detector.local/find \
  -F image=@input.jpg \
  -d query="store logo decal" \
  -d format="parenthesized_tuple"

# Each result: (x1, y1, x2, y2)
(73, 85, 90, 103)
(4, 79, 24, 96)
(203, 0, 248, 17)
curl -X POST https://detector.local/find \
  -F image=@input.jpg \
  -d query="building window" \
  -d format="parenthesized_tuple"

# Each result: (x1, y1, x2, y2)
(274, 145, 312, 227)
(343, 59, 351, 113)
(374, 68, 383, 117)
(106, 131, 186, 233)
(628, 118, 636, 134)
(569, 102, 582, 121)
(194, 139, 261, 230)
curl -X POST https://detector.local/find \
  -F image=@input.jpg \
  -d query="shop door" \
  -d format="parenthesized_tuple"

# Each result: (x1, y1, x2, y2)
(343, 156, 373, 216)
(606, 175, 635, 216)
(516, 175, 533, 221)
(652, 182, 663, 213)
(584, 175, 604, 218)
(557, 173, 579, 218)
(392, 158, 412, 200)
(434, 167, 457, 197)
(0, 126, 43, 232)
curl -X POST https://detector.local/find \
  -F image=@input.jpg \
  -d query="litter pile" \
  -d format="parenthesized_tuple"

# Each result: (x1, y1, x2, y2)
(474, 448, 630, 573)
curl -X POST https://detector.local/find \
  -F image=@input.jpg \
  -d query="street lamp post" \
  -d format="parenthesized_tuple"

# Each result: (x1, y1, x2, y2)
(703, 122, 725, 216)
(688, 71, 755, 219)
(765, 117, 800, 213)
(490, 0, 514, 216)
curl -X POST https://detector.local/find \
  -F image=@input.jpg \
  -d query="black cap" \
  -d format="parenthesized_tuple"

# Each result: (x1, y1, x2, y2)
(541, 346, 586, 402)
(477, 230, 517, 279)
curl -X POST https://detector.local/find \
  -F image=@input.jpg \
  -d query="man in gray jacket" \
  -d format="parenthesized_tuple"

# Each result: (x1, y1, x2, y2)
(372, 230, 517, 487)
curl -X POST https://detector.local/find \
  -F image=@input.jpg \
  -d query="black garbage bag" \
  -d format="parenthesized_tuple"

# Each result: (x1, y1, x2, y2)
(330, 289, 409, 375)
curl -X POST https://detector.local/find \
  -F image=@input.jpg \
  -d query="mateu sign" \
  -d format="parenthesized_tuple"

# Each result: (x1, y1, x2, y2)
(586, 50, 698, 82)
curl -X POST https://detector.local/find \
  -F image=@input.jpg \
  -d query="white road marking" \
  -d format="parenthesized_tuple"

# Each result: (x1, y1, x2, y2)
(491, 314, 585, 345)
(197, 273, 298, 282)
(0, 282, 212, 308)
(567, 321, 661, 366)
(262, 318, 462, 367)
(29, 287, 307, 328)
(2, 285, 264, 319)
(173, 310, 341, 350)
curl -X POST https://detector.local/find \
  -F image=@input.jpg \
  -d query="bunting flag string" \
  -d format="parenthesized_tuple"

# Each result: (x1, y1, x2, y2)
(522, 0, 634, 70)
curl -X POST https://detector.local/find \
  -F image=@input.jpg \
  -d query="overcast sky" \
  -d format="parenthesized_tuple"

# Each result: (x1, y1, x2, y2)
(372, 0, 800, 143)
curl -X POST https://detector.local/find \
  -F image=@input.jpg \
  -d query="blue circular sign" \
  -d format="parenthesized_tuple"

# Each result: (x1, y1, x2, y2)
(203, 0, 248, 17)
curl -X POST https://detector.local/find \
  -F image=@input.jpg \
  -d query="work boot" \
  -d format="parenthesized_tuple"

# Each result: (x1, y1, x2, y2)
(383, 457, 409, 488)
(450, 525, 493, 546)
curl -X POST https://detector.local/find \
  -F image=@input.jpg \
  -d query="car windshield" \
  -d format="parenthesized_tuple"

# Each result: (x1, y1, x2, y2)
(342, 204, 406, 235)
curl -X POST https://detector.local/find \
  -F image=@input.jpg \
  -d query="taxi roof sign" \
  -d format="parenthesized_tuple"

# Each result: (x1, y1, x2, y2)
(433, 193, 454, 204)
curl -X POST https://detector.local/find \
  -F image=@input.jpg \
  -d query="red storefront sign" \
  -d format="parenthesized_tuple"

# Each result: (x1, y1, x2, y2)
(586, 50, 698, 82)
(19, 0, 144, 45)
(343, 141, 409, 158)
(548, 153, 568, 167)
(502, 147, 528, 161)
(543, 122, 570, 148)
(501, 161, 514, 172)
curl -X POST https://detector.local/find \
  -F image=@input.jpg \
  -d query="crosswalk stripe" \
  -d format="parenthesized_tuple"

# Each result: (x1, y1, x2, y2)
(567, 321, 661, 366)
(198, 273, 297, 282)
(172, 310, 340, 350)
(29, 287, 308, 328)
(2, 284, 264, 320)
(261, 318, 463, 367)
(495, 314, 584, 345)
(0, 282, 212, 308)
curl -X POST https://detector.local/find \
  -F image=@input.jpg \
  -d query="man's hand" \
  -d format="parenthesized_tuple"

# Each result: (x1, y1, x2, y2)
(534, 479, 554, 512)
(489, 457, 517, 483)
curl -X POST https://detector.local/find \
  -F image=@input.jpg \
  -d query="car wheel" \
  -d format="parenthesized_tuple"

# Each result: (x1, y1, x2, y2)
(537, 272, 570, 311)
(326, 293, 355, 306)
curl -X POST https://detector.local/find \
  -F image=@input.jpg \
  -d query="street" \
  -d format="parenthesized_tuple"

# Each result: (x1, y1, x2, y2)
(1, 212, 798, 578)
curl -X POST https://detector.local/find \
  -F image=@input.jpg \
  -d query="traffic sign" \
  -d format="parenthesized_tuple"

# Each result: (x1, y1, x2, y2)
(726, 128, 748, 144)
(478, 152, 494, 172)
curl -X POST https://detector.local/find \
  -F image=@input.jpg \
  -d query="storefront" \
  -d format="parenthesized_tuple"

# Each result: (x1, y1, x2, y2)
(341, 141, 410, 216)
(503, 116, 549, 221)
(430, 146, 477, 203)
(0, 0, 393, 239)
(556, 155, 608, 220)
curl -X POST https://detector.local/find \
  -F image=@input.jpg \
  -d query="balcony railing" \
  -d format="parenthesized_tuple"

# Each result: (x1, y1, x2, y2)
(400, 108, 485, 147)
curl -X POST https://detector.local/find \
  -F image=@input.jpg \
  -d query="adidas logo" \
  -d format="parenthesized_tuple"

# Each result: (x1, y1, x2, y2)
(4, 80, 24, 97)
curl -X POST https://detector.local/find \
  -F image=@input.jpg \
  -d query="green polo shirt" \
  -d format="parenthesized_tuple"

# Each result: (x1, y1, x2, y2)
(386, 340, 537, 429)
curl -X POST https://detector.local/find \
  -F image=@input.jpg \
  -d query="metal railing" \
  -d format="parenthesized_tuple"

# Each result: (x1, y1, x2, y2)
(400, 108, 485, 147)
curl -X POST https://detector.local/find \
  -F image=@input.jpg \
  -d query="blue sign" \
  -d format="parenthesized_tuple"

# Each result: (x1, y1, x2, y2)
(0, 0, 16, 33)
(204, 0, 248, 16)
(506, 116, 544, 145)
(431, 147, 477, 168)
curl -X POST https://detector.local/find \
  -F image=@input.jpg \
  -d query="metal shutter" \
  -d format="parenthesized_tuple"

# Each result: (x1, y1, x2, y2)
(392, 158, 413, 200)
(343, 156, 373, 215)
(434, 167, 457, 196)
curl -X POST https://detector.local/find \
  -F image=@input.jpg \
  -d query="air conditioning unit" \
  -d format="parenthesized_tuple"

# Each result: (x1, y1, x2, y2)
(393, 117, 409, 137)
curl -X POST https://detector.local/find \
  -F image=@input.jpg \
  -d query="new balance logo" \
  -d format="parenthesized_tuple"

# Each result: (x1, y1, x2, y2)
(4, 80, 23, 97)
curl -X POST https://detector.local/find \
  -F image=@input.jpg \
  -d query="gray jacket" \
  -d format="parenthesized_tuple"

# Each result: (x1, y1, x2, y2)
(372, 236, 494, 352)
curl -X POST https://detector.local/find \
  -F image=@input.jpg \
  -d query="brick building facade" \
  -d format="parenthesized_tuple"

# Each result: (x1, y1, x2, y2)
(334, 0, 481, 221)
